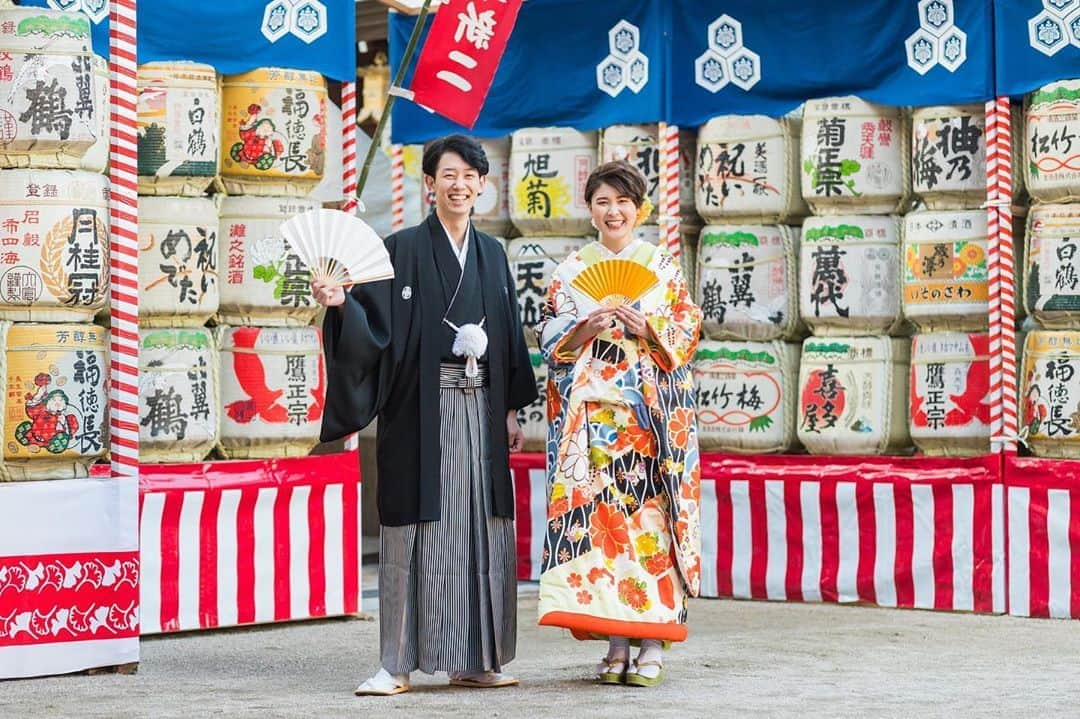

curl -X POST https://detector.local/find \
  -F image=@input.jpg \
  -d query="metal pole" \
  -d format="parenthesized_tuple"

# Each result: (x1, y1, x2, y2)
(356, 0, 434, 203)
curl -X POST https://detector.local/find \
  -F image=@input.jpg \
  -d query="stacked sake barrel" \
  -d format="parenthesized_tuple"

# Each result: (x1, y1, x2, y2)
(1020, 81, 1080, 457)
(793, 97, 913, 455)
(507, 127, 596, 449)
(906, 105, 994, 456)
(0, 7, 109, 480)
(136, 64, 330, 463)
(691, 113, 806, 453)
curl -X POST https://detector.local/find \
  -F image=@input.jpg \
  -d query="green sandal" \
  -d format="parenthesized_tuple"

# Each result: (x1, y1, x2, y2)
(624, 660, 664, 687)
(596, 657, 628, 685)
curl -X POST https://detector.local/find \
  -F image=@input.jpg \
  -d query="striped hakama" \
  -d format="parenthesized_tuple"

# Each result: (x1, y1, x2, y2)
(378, 364, 517, 675)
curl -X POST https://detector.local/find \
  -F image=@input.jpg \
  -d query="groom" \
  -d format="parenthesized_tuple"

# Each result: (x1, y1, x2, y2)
(313, 134, 536, 695)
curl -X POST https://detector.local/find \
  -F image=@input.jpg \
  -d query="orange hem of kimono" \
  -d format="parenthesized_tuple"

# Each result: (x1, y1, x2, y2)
(538, 611, 688, 643)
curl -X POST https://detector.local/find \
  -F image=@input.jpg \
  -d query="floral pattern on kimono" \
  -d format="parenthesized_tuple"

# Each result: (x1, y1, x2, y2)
(536, 240, 703, 641)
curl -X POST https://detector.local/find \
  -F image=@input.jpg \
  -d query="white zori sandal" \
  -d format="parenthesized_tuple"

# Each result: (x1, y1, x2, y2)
(448, 671, 519, 688)
(354, 668, 410, 696)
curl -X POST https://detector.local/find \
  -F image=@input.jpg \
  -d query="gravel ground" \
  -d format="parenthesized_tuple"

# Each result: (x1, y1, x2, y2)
(6, 587, 1080, 718)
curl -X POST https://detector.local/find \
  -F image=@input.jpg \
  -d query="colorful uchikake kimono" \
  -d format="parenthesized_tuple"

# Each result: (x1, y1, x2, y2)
(536, 239, 703, 643)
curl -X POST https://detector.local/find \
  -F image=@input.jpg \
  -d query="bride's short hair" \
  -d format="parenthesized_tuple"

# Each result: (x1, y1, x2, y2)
(584, 160, 648, 207)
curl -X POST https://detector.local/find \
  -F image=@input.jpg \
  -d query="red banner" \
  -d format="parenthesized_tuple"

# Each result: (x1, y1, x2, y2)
(409, 0, 523, 128)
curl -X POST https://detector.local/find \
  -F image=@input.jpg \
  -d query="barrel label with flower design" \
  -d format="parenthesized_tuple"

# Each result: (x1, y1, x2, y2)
(903, 210, 988, 331)
(510, 128, 596, 236)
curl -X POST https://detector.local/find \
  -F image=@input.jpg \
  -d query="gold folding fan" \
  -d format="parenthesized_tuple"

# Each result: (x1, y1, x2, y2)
(570, 259, 658, 308)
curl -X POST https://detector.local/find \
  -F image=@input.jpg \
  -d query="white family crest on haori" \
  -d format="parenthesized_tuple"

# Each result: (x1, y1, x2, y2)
(1028, 0, 1080, 57)
(694, 14, 761, 93)
(596, 19, 649, 98)
(261, 0, 328, 44)
(905, 0, 968, 74)
(278, 208, 394, 288)
(46, 0, 107, 24)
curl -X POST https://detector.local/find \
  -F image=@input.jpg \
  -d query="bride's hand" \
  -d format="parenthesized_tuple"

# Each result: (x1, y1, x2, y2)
(614, 305, 648, 337)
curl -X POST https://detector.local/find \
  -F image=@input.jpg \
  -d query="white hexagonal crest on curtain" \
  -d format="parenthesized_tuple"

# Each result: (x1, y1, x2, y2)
(262, 0, 292, 42)
(938, 27, 967, 71)
(290, 0, 327, 44)
(728, 48, 761, 91)
(82, 0, 108, 24)
(695, 51, 729, 93)
(918, 0, 954, 36)
(1045, 0, 1079, 17)
(905, 28, 939, 74)
(1066, 8, 1080, 46)
(626, 52, 649, 94)
(1030, 11, 1069, 55)
(596, 57, 626, 98)
(707, 14, 743, 57)
(46, 0, 81, 12)
(608, 19, 639, 60)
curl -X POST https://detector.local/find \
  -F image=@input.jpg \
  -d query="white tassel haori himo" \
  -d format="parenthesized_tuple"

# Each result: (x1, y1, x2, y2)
(446, 318, 487, 377)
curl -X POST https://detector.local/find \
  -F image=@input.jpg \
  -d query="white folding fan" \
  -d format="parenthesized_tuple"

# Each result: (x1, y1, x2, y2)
(278, 208, 395, 287)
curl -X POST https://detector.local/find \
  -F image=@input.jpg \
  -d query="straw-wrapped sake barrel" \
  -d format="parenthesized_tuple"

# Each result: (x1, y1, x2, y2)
(0, 7, 98, 169)
(911, 105, 987, 210)
(475, 137, 514, 237)
(801, 97, 909, 215)
(696, 224, 799, 341)
(1026, 80, 1080, 202)
(138, 196, 219, 327)
(509, 127, 596, 236)
(909, 332, 991, 456)
(1021, 330, 1080, 458)
(507, 237, 586, 346)
(139, 328, 218, 463)
(1025, 204, 1080, 328)
(796, 337, 911, 455)
(696, 115, 807, 224)
(220, 67, 327, 197)
(1, 323, 107, 480)
(694, 340, 799, 453)
(80, 56, 109, 173)
(217, 327, 325, 459)
(137, 62, 219, 196)
(217, 196, 320, 326)
(0, 170, 108, 322)
(517, 350, 548, 452)
(903, 210, 989, 331)
(799, 215, 903, 335)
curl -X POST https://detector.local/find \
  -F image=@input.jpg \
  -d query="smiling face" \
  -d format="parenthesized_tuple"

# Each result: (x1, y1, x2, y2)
(425, 150, 487, 223)
(589, 181, 638, 246)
